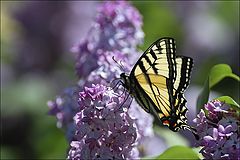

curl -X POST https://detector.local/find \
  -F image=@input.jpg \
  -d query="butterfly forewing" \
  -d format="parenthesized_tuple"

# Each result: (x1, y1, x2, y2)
(130, 38, 177, 120)
(132, 38, 176, 83)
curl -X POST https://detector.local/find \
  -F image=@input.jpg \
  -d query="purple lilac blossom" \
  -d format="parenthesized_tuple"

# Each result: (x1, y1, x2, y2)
(73, 0, 154, 145)
(71, 1, 154, 158)
(49, 1, 154, 159)
(67, 84, 139, 159)
(72, 1, 144, 81)
(193, 100, 240, 160)
(96, 1, 143, 50)
(85, 49, 133, 85)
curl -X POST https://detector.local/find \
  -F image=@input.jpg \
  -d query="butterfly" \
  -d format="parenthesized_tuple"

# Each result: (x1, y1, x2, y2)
(120, 37, 197, 135)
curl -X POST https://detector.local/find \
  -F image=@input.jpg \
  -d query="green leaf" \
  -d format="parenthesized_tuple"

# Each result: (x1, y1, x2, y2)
(215, 96, 240, 111)
(197, 77, 210, 112)
(209, 64, 240, 88)
(155, 146, 200, 159)
(196, 64, 239, 112)
(192, 147, 203, 159)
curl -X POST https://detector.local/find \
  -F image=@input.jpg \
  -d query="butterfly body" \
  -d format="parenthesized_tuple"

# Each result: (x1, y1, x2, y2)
(120, 37, 194, 132)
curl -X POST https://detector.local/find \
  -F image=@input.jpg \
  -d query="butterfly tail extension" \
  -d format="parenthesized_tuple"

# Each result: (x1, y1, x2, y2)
(185, 125, 200, 140)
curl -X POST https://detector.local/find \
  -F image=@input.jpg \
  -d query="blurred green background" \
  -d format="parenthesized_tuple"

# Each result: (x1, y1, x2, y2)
(1, 1, 239, 159)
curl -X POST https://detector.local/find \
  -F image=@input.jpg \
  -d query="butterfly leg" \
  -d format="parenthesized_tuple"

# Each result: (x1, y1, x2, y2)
(126, 95, 133, 109)
(109, 79, 123, 91)
(117, 92, 133, 109)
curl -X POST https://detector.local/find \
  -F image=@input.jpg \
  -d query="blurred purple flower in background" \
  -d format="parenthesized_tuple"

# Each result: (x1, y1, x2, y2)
(48, 87, 79, 142)
(193, 100, 239, 160)
(11, 1, 96, 75)
(12, 2, 66, 74)
(49, 1, 153, 159)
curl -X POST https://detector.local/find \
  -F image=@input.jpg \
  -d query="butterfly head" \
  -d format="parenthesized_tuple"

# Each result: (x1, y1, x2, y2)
(120, 73, 130, 91)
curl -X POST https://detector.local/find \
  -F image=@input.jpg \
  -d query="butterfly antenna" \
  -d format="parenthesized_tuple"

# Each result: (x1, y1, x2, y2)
(119, 60, 125, 71)
(112, 56, 125, 71)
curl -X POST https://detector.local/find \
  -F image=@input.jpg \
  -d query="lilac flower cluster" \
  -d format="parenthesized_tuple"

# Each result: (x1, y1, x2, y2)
(49, 1, 153, 159)
(193, 100, 239, 159)
(67, 84, 139, 159)
(73, 0, 153, 144)
(95, 1, 143, 50)
(73, 1, 143, 84)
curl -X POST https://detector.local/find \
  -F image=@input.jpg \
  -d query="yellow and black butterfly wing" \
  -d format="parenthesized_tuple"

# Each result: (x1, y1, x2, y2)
(129, 37, 193, 131)
(174, 56, 193, 93)
(134, 73, 173, 119)
(171, 56, 193, 130)
(131, 37, 176, 81)
(129, 38, 176, 122)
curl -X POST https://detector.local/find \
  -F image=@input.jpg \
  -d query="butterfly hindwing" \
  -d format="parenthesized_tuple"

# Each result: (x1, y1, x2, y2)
(171, 55, 193, 130)
(135, 73, 172, 117)
(174, 56, 193, 93)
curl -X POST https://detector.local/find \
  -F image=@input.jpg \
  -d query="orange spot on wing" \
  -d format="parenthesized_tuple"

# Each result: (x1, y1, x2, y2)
(163, 120, 170, 126)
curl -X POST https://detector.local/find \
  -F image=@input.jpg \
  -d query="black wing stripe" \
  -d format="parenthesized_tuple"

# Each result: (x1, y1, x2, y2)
(144, 55, 158, 74)
(150, 49, 157, 60)
(141, 86, 172, 113)
(151, 80, 172, 115)
(145, 67, 170, 73)
(159, 95, 172, 114)
(175, 56, 193, 92)
(157, 95, 171, 115)
(134, 82, 151, 113)
(138, 61, 164, 112)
